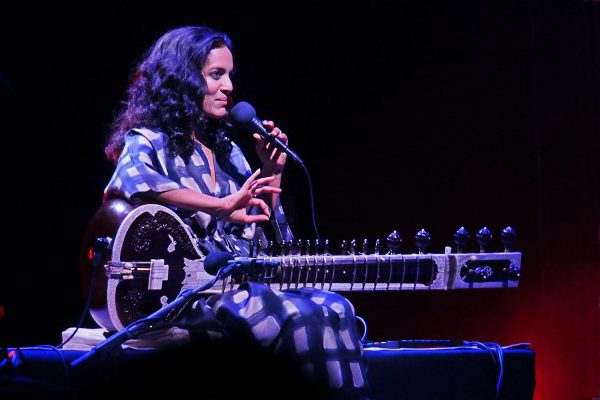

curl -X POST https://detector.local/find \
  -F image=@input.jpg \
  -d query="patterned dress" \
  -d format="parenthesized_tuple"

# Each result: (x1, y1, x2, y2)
(104, 128, 370, 399)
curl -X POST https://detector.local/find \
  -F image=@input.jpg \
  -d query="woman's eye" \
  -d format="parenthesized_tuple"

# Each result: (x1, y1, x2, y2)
(209, 71, 223, 79)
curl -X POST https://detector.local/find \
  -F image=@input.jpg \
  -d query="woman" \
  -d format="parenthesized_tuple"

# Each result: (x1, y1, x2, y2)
(103, 26, 369, 399)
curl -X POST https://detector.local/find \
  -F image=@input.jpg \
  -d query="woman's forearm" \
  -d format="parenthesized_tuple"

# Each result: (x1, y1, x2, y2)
(151, 188, 228, 215)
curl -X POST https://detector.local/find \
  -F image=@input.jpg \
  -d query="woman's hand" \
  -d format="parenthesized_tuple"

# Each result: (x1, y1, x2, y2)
(216, 168, 281, 224)
(254, 120, 287, 176)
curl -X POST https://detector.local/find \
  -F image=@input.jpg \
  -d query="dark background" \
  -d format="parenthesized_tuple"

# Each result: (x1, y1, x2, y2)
(1, 1, 598, 399)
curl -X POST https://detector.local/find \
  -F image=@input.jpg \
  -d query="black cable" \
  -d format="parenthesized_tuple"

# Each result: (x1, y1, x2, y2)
(58, 237, 112, 349)
(56, 273, 96, 349)
(492, 342, 505, 397)
(16, 239, 111, 389)
(28, 345, 70, 385)
(299, 162, 321, 243)
(356, 316, 368, 343)
(464, 340, 504, 399)
(56, 240, 106, 349)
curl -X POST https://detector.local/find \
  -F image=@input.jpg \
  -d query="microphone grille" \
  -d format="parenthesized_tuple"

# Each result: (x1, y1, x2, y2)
(204, 251, 234, 275)
(229, 101, 256, 124)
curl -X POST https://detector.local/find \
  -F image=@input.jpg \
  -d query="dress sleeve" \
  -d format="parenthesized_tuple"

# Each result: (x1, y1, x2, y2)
(103, 131, 183, 202)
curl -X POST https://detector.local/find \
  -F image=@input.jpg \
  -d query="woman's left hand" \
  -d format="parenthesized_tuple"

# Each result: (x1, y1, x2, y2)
(254, 120, 287, 175)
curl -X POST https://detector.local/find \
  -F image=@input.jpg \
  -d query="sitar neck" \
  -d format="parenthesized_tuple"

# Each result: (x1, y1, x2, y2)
(218, 253, 446, 293)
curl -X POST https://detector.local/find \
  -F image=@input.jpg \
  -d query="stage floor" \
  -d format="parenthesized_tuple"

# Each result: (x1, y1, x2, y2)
(1, 330, 535, 399)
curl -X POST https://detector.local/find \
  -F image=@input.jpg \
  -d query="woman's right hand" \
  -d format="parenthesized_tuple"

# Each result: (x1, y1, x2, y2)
(216, 169, 281, 224)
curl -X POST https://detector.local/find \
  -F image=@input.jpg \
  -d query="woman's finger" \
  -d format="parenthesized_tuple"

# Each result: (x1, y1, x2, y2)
(243, 169, 262, 188)
(244, 214, 270, 223)
(249, 198, 271, 217)
(253, 185, 282, 196)
(255, 176, 276, 185)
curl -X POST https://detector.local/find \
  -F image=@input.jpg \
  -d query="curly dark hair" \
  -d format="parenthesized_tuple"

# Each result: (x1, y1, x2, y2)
(105, 26, 234, 163)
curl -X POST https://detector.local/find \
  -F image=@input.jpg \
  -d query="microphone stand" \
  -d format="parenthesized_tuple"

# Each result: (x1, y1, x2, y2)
(70, 271, 226, 371)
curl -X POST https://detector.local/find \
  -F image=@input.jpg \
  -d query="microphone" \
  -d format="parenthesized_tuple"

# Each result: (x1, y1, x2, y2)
(229, 101, 304, 165)
(204, 251, 280, 276)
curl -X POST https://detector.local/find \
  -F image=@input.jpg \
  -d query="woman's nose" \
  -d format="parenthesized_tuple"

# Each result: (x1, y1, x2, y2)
(221, 76, 233, 93)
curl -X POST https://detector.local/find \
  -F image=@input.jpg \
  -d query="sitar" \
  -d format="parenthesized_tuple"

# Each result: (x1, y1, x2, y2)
(80, 199, 521, 332)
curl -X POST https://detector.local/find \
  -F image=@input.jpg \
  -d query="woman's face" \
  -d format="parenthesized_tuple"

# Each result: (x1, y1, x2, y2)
(201, 46, 234, 119)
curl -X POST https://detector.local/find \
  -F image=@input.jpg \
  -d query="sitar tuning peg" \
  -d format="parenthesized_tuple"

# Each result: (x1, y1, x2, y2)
(374, 239, 381, 255)
(257, 239, 264, 256)
(453, 226, 470, 253)
(323, 239, 329, 255)
(386, 230, 402, 255)
(294, 239, 303, 255)
(362, 239, 368, 255)
(415, 228, 431, 254)
(501, 226, 517, 252)
(305, 239, 311, 256)
(314, 239, 320, 255)
(476, 227, 492, 253)
(350, 239, 357, 255)
(341, 240, 347, 255)
(268, 240, 275, 257)
(282, 240, 291, 256)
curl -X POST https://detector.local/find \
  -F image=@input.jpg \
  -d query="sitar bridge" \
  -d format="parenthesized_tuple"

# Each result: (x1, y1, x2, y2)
(106, 259, 169, 290)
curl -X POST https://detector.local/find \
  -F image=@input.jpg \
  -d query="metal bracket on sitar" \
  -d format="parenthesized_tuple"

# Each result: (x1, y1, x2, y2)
(449, 252, 522, 289)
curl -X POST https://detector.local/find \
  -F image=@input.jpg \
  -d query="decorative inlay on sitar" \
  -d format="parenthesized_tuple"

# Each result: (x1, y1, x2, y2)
(79, 200, 521, 332)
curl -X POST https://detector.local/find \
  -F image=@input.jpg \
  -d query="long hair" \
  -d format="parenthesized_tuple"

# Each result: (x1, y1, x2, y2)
(105, 26, 234, 163)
